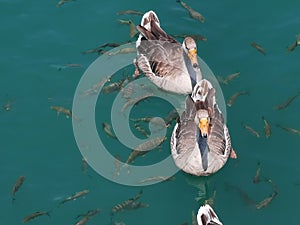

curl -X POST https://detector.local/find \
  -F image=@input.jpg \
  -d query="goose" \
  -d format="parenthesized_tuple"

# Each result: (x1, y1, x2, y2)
(197, 204, 223, 225)
(133, 10, 202, 94)
(170, 79, 236, 176)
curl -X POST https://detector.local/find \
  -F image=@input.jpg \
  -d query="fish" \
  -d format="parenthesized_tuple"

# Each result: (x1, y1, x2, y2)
(138, 176, 175, 183)
(177, 0, 205, 23)
(134, 123, 150, 137)
(81, 157, 88, 174)
(125, 201, 149, 210)
(56, 0, 75, 7)
(12, 176, 25, 202)
(274, 93, 299, 110)
(59, 189, 90, 205)
(121, 93, 154, 112)
(50, 105, 80, 121)
(253, 162, 261, 184)
(125, 136, 167, 164)
(242, 123, 260, 138)
(262, 116, 271, 138)
(227, 91, 249, 107)
(113, 154, 121, 178)
(75, 216, 89, 225)
(102, 78, 128, 94)
(82, 76, 111, 96)
(120, 82, 135, 100)
(276, 124, 300, 136)
(224, 183, 256, 207)
(82, 43, 121, 54)
(218, 72, 240, 85)
(22, 211, 50, 222)
(287, 41, 298, 52)
(102, 122, 117, 139)
(111, 190, 143, 213)
(75, 208, 101, 219)
(255, 185, 278, 210)
(251, 42, 266, 55)
(4, 100, 13, 111)
(117, 10, 144, 15)
(131, 117, 167, 128)
(164, 109, 179, 126)
(192, 211, 197, 225)
(297, 33, 300, 45)
(105, 47, 136, 56)
(204, 190, 217, 206)
(172, 33, 207, 42)
(118, 19, 138, 38)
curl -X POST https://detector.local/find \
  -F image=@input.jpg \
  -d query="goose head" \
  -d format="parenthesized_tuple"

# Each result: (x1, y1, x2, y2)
(182, 37, 199, 69)
(195, 109, 210, 138)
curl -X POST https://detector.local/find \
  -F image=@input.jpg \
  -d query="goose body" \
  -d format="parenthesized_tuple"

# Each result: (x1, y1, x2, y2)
(134, 10, 202, 94)
(171, 79, 236, 176)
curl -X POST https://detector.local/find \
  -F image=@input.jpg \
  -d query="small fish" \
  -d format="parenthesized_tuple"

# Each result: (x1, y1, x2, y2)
(242, 123, 260, 138)
(120, 82, 135, 100)
(76, 208, 101, 219)
(251, 42, 266, 55)
(50, 105, 72, 118)
(255, 190, 278, 209)
(262, 116, 271, 138)
(102, 78, 128, 94)
(102, 122, 117, 139)
(82, 43, 121, 54)
(113, 154, 121, 178)
(224, 183, 256, 207)
(75, 216, 89, 225)
(177, 0, 205, 23)
(56, 0, 75, 7)
(105, 47, 136, 56)
(227, 91, 249, 107)
(192, 211, 197, 225)
(131, 117, 168, 128)
(117, 10, 143, 16)
(81, 157, 88, 174)
(218, 72, 240, 85)
(126, 201, 149, 210)
(134, 123, 150, 137)
(82, 76, 111, 96)
(121, 93, 154, 112)
(4, 100, 13, 111)
(12, 176, 25, 202)
(138, 176, 175, 183)
(118, 19, 138, 38)
(274, 93, 299, 110)
(253, 162, 261, 184)
(164, 109, 179, 126)
(204, 190, 217, 206)
(287, 41, 298, 52)
(297, 34, 300, 45)
(22, 211, 50, 222)
(59, 189, 90, 205)
(276, 124, 300, 136)
(173, 34, 207, 42)
(111, 190, 143, 213)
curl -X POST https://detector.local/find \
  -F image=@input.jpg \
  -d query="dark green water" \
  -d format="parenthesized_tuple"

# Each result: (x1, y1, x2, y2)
(1, 0, 300, 224)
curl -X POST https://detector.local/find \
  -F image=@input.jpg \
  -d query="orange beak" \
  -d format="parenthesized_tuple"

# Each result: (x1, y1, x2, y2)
(198, 118, 209, 138)
(188, 48, 199, 68)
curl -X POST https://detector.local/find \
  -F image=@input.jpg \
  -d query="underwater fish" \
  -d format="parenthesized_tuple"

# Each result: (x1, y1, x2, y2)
(242, 123, 260, 138)
(102, 78, 128, 94)
(204, 190, 217, 206)
(113, 154, 121, 178)
(262, 116, 271, 138)
(81, 157, 88, 174)
(4, 99, 13, 111)
(274, 93, 299, 110)
(102, 122, 117, 139)
(12, 176, 25, 202)
(138, 176, 175, 183)
(297, 34, 300, 45)
(121, 93, 154, 112)
(276, 124, 300, 136)
(117, 10, 143, 15)
(177, 0, 205, 23)
(287, 41, 298, 52)
(227, 91, 249, 107)
(105, 47, 136, 56)
(75, 216, 89, 225)
(224, 183, 256, 207)
(82, 76, 111, 96)
(134, 123, 150, 137)
(218, 72, 240, 85)
(118, 19, 138, 38)
(111, 190, 143, 213)
(56, 0, 75, 7)
(59, 189, 90, 205)
(23, 211, 50, 222)
(76, 208, 101, 219)
(255, 189, 278, 209)
(82, 43, 121, 54)
(253, 162, 261, 184)
(50, 106, 72, 118)
(164, 109, 179, 126)
(251, 42, 266, 55)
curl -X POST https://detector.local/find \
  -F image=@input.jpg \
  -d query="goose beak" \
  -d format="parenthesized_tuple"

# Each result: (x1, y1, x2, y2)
(188, 48, 199, 68)
(198, 118, 209, 138)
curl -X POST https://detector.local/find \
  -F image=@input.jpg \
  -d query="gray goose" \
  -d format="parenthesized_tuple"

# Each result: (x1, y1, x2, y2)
(170, 79, 236, 176)
(133, 10, 202, 94)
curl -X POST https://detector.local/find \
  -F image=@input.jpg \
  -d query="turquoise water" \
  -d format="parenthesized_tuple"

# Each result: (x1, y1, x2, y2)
(1, 0, 300, 224)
